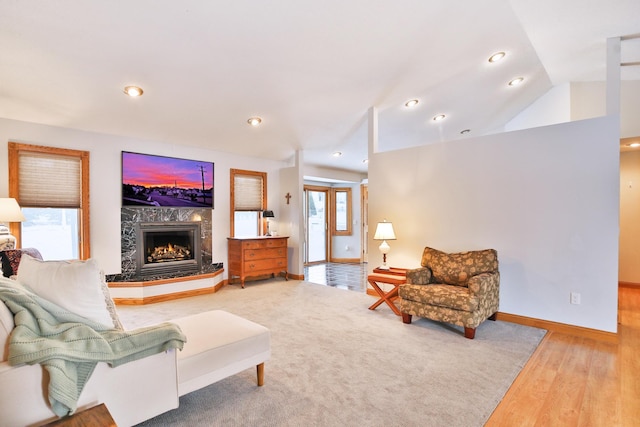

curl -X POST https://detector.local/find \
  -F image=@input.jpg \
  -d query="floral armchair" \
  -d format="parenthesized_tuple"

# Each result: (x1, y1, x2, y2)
(398, 247, 499, 339)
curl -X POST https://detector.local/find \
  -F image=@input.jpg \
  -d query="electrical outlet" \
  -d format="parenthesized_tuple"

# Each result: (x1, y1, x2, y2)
(570, 292, 581, 305)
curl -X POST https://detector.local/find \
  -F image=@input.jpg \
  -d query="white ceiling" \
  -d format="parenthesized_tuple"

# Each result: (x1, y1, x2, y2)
(1, 0, 639, 174)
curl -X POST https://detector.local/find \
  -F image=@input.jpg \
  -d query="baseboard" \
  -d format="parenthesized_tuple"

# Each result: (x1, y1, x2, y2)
(496, 312, 618, 343)
(113, 284, 221, 305)
(619, 281, 640, 288)
(328, 258, 362, 263)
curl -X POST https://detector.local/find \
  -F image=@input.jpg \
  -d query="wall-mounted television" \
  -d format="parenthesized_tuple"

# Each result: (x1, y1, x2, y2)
(122, 151, 214, 208)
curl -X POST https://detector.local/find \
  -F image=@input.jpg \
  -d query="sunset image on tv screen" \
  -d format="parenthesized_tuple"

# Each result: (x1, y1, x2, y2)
(122, 151, 214, 208)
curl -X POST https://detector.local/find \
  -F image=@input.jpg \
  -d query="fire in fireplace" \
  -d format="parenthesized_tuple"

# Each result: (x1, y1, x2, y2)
(136, 222, 201, 277)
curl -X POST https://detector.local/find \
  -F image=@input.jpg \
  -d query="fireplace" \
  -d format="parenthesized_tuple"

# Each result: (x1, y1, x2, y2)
(136, 222, 201, 277)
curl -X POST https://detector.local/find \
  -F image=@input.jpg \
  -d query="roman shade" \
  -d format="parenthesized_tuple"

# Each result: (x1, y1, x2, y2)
(18, 152, 82, 208)
(233, 174, 264, 211)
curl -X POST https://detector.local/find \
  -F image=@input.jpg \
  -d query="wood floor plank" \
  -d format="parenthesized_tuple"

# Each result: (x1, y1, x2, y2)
(619, 287, 640, 426)
(487, 286, 640, 426)
(533, 335, 592, 427)
(578, 341, 620, 427)
(487, 333, 568, 426)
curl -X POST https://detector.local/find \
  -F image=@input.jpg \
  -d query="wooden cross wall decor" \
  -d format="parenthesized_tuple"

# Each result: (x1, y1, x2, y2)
(285, 192, 292, 204)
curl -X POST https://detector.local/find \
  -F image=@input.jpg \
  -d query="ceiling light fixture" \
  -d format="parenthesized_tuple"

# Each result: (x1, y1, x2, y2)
(404, 99, 419, 108)
(332, 151, 342, 157)
(488, 52, 506, 63)
(363, 159, 369, 164)
(124, 86, 143, 97)
(460, 129, 471, 134)
(433, 114, 446, 121)
(508, 77, 524, 86)
(247, 117, 262, 126)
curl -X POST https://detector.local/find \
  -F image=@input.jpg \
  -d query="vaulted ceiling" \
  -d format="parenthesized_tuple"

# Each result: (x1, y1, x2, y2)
(1, 1, 639, 174)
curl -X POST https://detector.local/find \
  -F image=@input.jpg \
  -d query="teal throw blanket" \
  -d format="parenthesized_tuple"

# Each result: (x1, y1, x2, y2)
(0, 279, 185, 418)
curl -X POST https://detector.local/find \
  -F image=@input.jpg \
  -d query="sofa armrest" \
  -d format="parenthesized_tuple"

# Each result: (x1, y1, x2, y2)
(406, 267, 432, 285)
(0, 350, 178, 427)
(467, 272, 500, 296)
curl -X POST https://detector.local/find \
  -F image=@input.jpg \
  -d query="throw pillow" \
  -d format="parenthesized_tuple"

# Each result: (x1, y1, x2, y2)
(0, 248, 43, 278)
(16, 254, 122, 329)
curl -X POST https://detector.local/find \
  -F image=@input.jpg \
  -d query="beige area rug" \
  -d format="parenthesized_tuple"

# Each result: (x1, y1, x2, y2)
(117, 280, 546, 427)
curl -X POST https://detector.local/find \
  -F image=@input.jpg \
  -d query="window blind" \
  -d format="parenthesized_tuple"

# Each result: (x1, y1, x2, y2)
(234, 174, 264, 211)
(18, 151, 82, 208)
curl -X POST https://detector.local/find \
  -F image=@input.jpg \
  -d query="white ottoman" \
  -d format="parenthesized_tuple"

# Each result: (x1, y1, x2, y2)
(170, 310, 271, 396)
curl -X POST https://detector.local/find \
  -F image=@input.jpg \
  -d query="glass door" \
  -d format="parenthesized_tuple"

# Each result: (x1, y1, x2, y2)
(304, 186, 328, 264)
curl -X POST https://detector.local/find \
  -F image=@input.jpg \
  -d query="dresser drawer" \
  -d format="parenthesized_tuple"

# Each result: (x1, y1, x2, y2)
(245, 247, 287, 260)
(244, 257, 287, 273)
(243, 239, 287, 250)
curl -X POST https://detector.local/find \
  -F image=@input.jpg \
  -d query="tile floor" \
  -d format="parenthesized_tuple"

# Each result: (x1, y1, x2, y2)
(304, 262, 368, 292)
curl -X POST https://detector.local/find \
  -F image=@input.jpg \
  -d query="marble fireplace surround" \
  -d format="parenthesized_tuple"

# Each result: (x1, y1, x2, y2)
(105, 207, 220, 283)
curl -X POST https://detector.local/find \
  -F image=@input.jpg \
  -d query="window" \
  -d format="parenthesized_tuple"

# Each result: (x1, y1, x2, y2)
(331, 187, 352, 236)
(8, 142, 90, 260)
(230, 169, 267, 237)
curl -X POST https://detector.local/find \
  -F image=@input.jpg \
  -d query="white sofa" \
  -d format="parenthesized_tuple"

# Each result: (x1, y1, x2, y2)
(0, 250, 271, 427)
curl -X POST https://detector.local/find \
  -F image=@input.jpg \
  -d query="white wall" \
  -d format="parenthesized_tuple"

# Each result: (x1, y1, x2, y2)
(0, 117, 287, 277)
(571, 81, 640, 138)
(368, 116, 619, 332)
(506, 81, 640, 139)
(279, 158, 304, 277)
(504, 83, 571, 132)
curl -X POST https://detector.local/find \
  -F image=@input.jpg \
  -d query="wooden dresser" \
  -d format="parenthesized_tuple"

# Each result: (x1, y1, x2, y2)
(227, 236, 289, 288)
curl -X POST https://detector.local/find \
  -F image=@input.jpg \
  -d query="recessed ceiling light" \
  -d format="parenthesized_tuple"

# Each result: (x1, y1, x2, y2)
(460, 129, 471, 134)
(627, 142, 640, 148)
(332, 151, 342, 157)
(362, 159, 369, 164)
(508, 77, 524, 86)
(404, 99, 419, 108)
(488, 52, 506, 63)
(247, 117, 262, 126)
(433, 114, 446, 121)
(124, 86, 143, 97)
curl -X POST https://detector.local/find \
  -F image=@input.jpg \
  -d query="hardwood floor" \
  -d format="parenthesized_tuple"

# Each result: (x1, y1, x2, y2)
(487, 285, 640, 426)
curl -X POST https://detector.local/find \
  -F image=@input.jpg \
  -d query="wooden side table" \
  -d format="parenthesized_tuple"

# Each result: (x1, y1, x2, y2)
(373, 267, 408, 277)
(367, 272, 407, 316)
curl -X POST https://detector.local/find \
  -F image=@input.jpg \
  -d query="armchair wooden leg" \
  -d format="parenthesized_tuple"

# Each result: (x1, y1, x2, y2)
(464, 327, 476, 339)
(488, 312, 498, 321)
(402, 313, 412, 324)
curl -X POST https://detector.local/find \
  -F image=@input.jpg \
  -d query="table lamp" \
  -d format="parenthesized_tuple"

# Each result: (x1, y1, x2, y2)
(262, 210, 274, 236)
(0, 198, 26, 250)
(373, 219, 396, 270)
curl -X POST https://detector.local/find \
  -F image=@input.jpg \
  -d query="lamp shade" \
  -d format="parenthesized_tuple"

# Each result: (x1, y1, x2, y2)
(373, 221, 396, 241)
(0, 198, 26, 222)
(262, 210, 275, 218)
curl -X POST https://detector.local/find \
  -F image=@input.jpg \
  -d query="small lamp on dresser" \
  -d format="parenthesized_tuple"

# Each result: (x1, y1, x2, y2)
(262, 210, 275, 236)
(0, 198, 26, 250)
